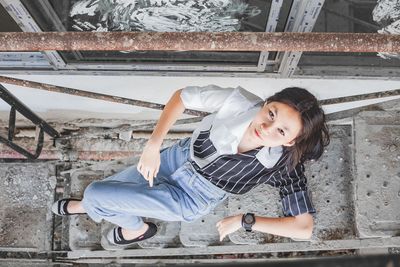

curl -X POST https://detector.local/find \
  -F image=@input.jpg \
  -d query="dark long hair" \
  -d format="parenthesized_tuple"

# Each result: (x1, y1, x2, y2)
(267, 87, 330, 170)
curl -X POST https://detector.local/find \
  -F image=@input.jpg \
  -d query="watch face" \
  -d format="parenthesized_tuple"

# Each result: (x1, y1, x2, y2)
(244, 214, 254, 224)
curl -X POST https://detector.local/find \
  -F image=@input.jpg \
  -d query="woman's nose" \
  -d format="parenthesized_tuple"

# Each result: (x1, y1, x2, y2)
(260, 123, 271, 135)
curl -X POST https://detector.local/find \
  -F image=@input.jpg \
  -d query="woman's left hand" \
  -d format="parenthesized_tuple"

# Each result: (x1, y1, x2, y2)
(216, 214, 242, 241)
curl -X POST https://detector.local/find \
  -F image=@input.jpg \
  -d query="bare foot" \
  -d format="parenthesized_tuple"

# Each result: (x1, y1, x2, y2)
(121, 223, 149, 240)
(67, 200, 86, 214)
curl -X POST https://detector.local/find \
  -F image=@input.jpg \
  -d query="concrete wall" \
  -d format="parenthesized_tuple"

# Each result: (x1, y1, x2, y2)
(0, 74, 400, 120)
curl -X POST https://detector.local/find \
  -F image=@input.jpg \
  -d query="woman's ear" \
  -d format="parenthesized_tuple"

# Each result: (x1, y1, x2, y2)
(283, 140, 296, 147)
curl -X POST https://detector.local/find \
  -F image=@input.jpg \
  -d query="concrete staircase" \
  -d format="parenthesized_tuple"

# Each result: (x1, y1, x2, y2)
(63, 125, 354, 251)
(0, 111, 399, 262)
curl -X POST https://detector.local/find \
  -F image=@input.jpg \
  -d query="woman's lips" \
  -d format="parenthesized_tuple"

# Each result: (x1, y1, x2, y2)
(255, 128, 261, 139)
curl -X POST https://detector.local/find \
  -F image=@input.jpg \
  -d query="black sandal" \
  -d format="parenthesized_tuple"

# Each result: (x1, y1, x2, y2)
(106, 222, 158, 246)
(51, 198, 85, 216)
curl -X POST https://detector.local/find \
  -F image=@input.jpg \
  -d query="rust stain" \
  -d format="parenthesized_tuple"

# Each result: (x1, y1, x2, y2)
(0, 75, 207, 117)
(0, 32, 399, 52)
(318, 228, 354, 241)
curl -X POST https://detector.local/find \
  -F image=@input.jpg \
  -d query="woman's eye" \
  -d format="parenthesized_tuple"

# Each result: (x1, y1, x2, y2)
(269, 111, 274, 119)
(278, 128, 285, 136)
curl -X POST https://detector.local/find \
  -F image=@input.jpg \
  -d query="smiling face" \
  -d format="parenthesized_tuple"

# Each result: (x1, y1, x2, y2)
(246, 101, 303, 148)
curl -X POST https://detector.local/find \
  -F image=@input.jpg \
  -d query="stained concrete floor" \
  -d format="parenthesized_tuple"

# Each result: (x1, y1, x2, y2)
(0, 108, 399, 264)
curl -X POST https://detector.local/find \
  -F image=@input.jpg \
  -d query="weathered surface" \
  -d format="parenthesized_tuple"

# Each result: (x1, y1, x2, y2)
(0, 32, 399, 53)
(228, 185, 285, 244)
(68, 170, 104, 251)
(180, 200, 230, 247)
(0, 162, 56, 251)
(227, 125, 354, 244)
(2, 119, 400, 259)
(138, 220, 181, 249)
(68, 236, 400, 258)
(60, 125, 357, 251)
(0, 263, 55, 267)
(354, 111, 400, 238)
(66, 155, 185, 250)
(306, 125, 355, 241)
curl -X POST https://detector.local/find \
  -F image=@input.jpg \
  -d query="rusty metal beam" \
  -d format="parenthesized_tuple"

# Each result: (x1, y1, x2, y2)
(319, 89, 400, 105)
(325, 96, 400, 121)
(1, 75, 400, 125)
(2, 75, 399, 109)
(0, 76, 207, 117)
(0, 32, 399, 53)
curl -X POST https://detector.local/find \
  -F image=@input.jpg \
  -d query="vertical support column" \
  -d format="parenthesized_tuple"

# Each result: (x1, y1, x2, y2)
(277, 0, 325, 77)
(257, 0, 283, 72)
(0, 0, 69, 70)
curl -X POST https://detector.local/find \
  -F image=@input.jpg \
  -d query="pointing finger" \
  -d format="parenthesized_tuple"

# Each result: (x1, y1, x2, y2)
(152, 169, 158, 180)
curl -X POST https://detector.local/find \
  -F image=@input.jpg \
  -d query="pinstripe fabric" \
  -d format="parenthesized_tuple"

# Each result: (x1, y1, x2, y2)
(181, 85, 315, 216)
(277, 165, 315, 216)
(193, 129, 217, 159)
(191, 130, 315, 216)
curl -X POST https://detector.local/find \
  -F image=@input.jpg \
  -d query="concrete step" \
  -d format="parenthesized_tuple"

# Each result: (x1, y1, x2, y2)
(307, 125, 355, 241)
(0, 162, 56, 251)
(64, 124, 360, 250)
(1, 121, 399, 256)
(354, 111, 400, 238)
(180, 200, 231, 247)
(67, 170, 103, 251)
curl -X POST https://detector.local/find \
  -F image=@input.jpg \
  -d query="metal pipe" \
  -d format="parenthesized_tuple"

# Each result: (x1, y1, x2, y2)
(0, 76, 208, 117)
(2, 75, 399, 109)
(319, 89, 400, 105)
(0, 84, 60, 138)
(326, 96, 400, 121)
(0, 32, 399, 52)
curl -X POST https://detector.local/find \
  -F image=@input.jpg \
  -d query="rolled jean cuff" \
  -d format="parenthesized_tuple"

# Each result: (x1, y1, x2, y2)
(81, 199, 103, 223)
(81, 198, 145, 230)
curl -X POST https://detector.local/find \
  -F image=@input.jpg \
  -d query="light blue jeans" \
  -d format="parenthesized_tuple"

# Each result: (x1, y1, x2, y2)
(82, 138, 229, 230)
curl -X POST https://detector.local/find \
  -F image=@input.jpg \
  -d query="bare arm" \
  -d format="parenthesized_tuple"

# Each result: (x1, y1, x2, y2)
(147, 89, 185, 146)
(216, 213, 313, 241)
(137, 89, 186, 186)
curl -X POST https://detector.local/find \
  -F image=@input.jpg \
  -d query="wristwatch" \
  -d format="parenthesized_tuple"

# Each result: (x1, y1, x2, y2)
(241, 213, 256, 232)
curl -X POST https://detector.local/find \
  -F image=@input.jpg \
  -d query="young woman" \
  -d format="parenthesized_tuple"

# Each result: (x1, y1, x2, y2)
(52, 85, 329, 248)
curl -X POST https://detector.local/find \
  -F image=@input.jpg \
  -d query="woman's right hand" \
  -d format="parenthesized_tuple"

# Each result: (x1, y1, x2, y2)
(137, 141, 161, 187)
(136, 89, 185, 186)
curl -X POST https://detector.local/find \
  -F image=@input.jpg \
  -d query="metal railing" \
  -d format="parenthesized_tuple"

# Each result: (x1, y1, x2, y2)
(0, 32, 399, 53)
(0, 84, 59, 159)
